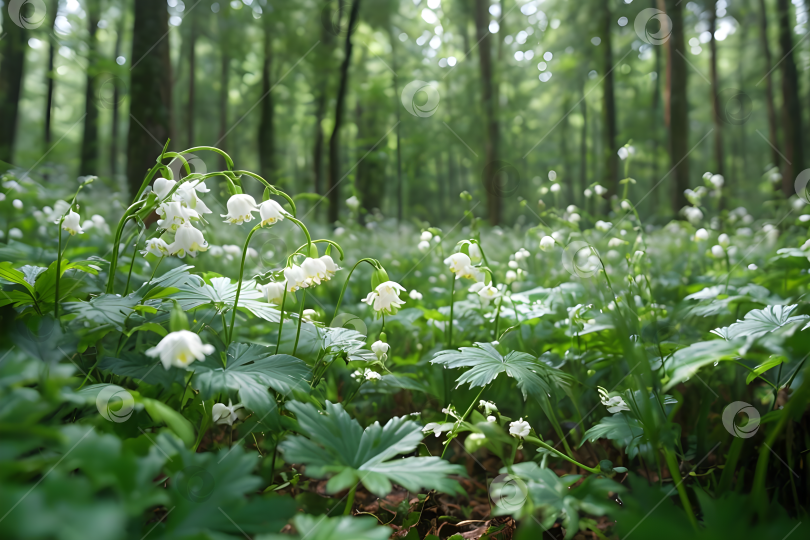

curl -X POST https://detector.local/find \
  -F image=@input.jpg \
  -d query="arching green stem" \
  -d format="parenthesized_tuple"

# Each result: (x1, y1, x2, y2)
(293, 289, 307, 356)
(180, 146, 235, 170)
(107, 202, 146, 293)
(285, 215, 312, 252)
(232, 170, 296, 216)
(276, 288, 287, 353)
(292, 239, 345, 261)
(524, 436, 600, 474)
(228, 224, 262, 344)
(332, 258, 379, 322)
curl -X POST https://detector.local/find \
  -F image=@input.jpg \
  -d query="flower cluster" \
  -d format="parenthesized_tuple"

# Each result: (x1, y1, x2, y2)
(282, 255, 340, 294)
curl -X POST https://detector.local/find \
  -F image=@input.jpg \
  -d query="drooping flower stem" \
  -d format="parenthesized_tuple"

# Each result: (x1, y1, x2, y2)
(54, 226, 64, 318)
(292, 289, 307, 356)
(447, 274, 456, 348)
(440, 385, 486, 459)
(523, 436, 600, 474)
(276, 288, 287, 353)
(332, 258, 379, 322)
(228, 224, 262, 345)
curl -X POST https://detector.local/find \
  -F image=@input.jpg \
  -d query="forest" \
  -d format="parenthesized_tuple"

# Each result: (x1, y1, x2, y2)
(1, 0, 810, 539)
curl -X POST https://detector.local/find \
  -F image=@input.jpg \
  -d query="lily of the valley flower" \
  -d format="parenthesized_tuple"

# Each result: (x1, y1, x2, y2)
(212, 400, 245, 426)
(598, 386, 630, 413)
(361, 281, 406, 316)
(540, 236, 555, 252)
(320, 255, 339, 279)
(509, 418, 531, 439)
(422, 422, 450, 438)
(157, 201, 199, 231)
(152, 177, 176, 200)
(146, 330, 215, 370)
(168, 224, 208, 258)
(259, 281, 286, 304)
(371, 340, 389, 361)
(174, 181, 212, 215)
(222, 194, 259, 224)
(284, 265, 307, 293)
(141, 237, 170, 257)
(259, 199, 287, 226)
(468, 242, 482, 262)
(711, 244, 725, 258)
(694, 228, 709, 241)
(346, 195, 360, 211)
(409, 289, 423, 300)
(301, 257, 328, 286)
(59, 210, 84, 236)
(479, 400, 498, 415)
(445, 252, 471, 277)
(418, 240, 430, 252)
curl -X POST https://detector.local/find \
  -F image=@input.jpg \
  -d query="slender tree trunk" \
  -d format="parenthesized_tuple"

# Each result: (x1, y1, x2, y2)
(79, 0, 101, 176)
(259, 14, 275, 184)
(777, 0, 803, 193)
(579, 86, 588, 207)
(0, 15, 27, 164)
(312, 1, 334, 198)
(758, 0, 780, 169)
(217, 17, 230, 172)
(392, 32, 403, 223)
(44, 0, 59, 152)
(562, 96, 573, 205)
(187, 7, 196, 148)
(708, 0, 724, 182)
(126, 0, 172, 195)
(601, 1, 618, 194)
(327, 0, 362, 224)
(651, 16, 661, 214)
(474, 0, 500, 225)
(110, 9, 124, 177)
(665, 0, 689, 214)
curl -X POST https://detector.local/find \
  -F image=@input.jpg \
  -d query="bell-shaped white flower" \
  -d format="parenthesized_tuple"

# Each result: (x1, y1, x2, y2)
(371, 340, 390, 361)
(168, 224, 208, 258)
(301, 257, 328, 286)
(152, 177, 176, 200)
(320, 255, 339, 279)
(540, 236, 555, 252)
(346, 195, 360, 211)
(146, 329, 215, 370)
(157, 201, 199, 231)
(420, 230, 433, 242)
(361, 280, 406, 316)
(621, 200, 632, 211)
(598, 387, 630, 414)
(595, 220, 612, 232)
(284, 265, 307, 292)
(694, 228, 709, 241)
(418, 240, 430, 252)
(718, 233, 730, 248)
(422, 422, 450, 438)
(711, 244, 725, 258)
(58, 210, 84, 236)
(259, 199, 287, 226)
(594, 185, 608, 196)
(618, 147, 629, 160)
(477, 284, 501, 305)
(505, 270, 517, 284)
(173, 181, 212, 215)
(259, 281, 286, 304)
(221, 194, 258, 224)
(479, 400, 498, 415)
(409, 289, 423, 300)
(141, 237, 170, 257)
(467, 242, 482, 263)
(509, 418, 531, 439)
(445, 252, 471, 277)
(212, 400, 245, 426)
(584, 188, 593, 198)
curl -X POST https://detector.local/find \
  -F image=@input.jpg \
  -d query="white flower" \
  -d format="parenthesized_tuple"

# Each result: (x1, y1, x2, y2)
(508, 260, 518, 269)
(684, 206, 703, 224)
(792, 198, 806, 211)
(58, 210, 84, 236)
(468, 242, 482, 262)
(146, 330, 215, 370)
(221, 194, 258, 224)
(422, 422, 448, 438)
(320, 255, 339, 279)
(479, 400, 498, 415)
(284, 265, 308, 292)
(168, 224, 208, 258)
(418, 240, 431, 252)
(12, 199, 23, 209)
(91, 214, 110, 234)
(608, 238, 624, 248)
(364, 370, 382, 381)
(302, 309, 318, 321)
(420, 230, 433, 242)
(505, 270, 517, 283)
(748, 263, 758, 270)
(621, 200, 632, 211)
(718, 233, 730, 248)
(223, 244, 241, 258)
(710, 174, 724, 188)
(259, 199, 287, 226)
(694, 228, 709, 241)
(346, 195, 360, 211)
(362, 281, 406, 316)
(618, 147, 629, 160)
(514, 247, 530, 261)
(209, 245, 224, 257)
(0, 193, 5, 202)
(569, 213, 581, 223)
(259, 281, 286, 304)
(598, 387, 629, 413)
(477, 284, 501, 304)
(540, 236, 555, 252)
(444, 252, 472, 277)
(8, 228, 22, 239)
(141, 238, 170, 257)
(509, 418, 531, 438)
(550, 183, 561, 193)
(152, 177, 177, 200)
(157, 201, 199, 231)
(711, 245, 725, 258)
(371, 340, 390, 361)
(173, 181, 212, 214)
(584, 188, 593, 198)
(433, 235, 441, 243)
(212, 400, 245, 426)
(594, 185, 608, 196)
(595, 220, 612, 232)
(301, 257, 328, 286)
(487, 415, 497, 423)
(409, 289, 423, 300)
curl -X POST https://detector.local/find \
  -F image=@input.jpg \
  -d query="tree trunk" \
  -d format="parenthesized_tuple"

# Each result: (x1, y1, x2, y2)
(562, 96, 573, 205)
(708, 0, 724, 181)
(758, 0, 780, 169)
(651, 12, 661, 214)
(217, 16, 230, 172)
(777, 0, 803, 193)
(258, 14, 275, 184)
(665, 0, 689, 214)
(312, 0, 335, 198)
(0, 15, 27, 164)
(327, 0, 362, 224)
(601, 1, 618, 194)
(579, 85, 588, 208)
(110, 9, 125, 177)
(126, 0, 172, 195)
(79, 0, 101, 176)
(44, 0, 59, 152)
(474, 0, 500, 225)
(392, 32, 403, 223)
(186, 6, 196, 148)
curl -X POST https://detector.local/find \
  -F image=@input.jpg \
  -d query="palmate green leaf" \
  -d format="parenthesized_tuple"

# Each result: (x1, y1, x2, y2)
(581, 414, 645, 452)
(98, 354, 186, 389)
(279, 401, 464, 497)
(663, 340, 741, 390)
(258, 515, 390, 540)
(63, 294, 140, 330)
(724, 305, 809, 340)
(322, 327, 376, 364)
(431, 342, 572, 400)
(193, 342, 309, 419)
(173, 276, 281, 322)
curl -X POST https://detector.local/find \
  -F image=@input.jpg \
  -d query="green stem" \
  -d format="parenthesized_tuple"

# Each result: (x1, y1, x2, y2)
(228, 224, 261, 344)
(123, 237, 140, 296)
(293, 289, 307, 356)
(448, 274, 456, 348)
(331, 258, 379, 322)
(343, 484, 358, 515)
(524, 436, 600, 474)
(276, 288, 287, 353)
(440, 385, 486, 459)
(663, 445, 698, 530)
(148, 256, 164, 281)
(55, 226, 63, 319)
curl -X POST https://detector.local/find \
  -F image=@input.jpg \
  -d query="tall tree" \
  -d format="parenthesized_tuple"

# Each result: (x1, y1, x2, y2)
(579, 84, 588, 207)
(601, 0, 618, 194)
(110, 7, 126, 176)
(126, 0, 172, 195)
(44, 0, 59, 152)
(312, 0, 337, 198)
(186, 3, 197, 148)
(326, 0, 362, 224)
(757, 0, 780, 169)
(217, 12, 231, 171)
(473, 0, 500, 225)
(79, 0, 101, 176)
(707, 0, 724, 182)
(0, 13, 28, 164)
(664, 0, 689, 214)
(776, 0, 803, 193)
(258, 12, 275, 183)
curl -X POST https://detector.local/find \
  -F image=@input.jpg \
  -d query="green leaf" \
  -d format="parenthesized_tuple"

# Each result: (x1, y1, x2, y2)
(322, 327, 376, 364)
(279, 401, 465, 497)
(259, 515, 391, 540)
(141, 398, 195, 447)
(0, 261, 36, 295)
(725, 305, 809, 340)
(124, 322, 168, 338)
(63, 294, 140, 330)
(663, 340, 741, 390)
(746, 357, 785, 385)
(174, 276, 281, 322)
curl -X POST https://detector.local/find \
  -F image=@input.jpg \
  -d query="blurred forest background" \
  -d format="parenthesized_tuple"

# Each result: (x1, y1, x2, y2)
(0, 0, 806, 225)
